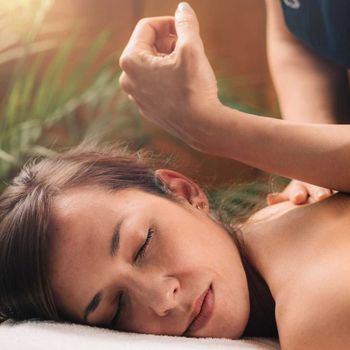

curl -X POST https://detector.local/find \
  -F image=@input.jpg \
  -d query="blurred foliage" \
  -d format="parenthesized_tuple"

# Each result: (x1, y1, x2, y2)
(0, 0, 146, 189)
(208, 181, 269, 227)
(0, 0, 57, 63)
(207, 176, 288, 227)
(0, 0, 287, 216)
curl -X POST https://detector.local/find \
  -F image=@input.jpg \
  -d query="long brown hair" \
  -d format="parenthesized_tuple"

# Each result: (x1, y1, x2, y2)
(0, 144, 174, 323)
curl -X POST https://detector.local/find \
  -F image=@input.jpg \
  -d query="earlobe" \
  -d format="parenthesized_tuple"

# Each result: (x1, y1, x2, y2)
(154, 169, 209, 211)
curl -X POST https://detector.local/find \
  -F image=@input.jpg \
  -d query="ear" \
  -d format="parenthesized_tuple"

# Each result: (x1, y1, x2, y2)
(154, 169, 209, 212)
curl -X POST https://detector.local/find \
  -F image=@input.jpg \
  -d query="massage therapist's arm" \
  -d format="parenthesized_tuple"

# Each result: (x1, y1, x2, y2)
(119, 2, 350, 193)
(264, 0, 350, 204)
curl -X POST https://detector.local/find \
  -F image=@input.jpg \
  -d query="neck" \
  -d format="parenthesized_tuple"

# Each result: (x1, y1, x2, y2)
(236, 202, 306, 299)
(240, 251, 278, 338)
(232, 206, 296, 339)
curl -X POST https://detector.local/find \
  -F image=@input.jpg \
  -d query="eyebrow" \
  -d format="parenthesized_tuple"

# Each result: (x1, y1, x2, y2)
(110, 221, 122, 257)
(83, 220, 123, 322)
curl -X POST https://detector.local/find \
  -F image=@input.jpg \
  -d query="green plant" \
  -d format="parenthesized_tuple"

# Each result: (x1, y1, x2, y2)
(0, 1, 146, 188)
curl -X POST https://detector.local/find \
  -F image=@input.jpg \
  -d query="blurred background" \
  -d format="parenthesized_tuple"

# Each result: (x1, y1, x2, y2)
(0, 0, 282, 200)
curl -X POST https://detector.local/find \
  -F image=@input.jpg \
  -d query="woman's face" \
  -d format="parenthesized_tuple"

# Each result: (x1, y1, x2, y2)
(49, 170, 250, 339)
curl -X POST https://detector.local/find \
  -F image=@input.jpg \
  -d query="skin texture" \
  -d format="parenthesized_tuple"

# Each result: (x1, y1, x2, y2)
(48, 170, 250, 339)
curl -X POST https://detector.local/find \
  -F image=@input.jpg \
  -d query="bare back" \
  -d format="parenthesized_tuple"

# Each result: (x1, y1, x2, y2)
(240, 193, 350, 347)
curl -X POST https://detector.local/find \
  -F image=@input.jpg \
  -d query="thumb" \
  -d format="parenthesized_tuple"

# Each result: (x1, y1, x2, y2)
(175, 2, 200, 43)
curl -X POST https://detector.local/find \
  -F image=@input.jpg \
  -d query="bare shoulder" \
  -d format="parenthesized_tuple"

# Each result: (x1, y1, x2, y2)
(277, 271, 350, 350)
(245, 200, 302, 224)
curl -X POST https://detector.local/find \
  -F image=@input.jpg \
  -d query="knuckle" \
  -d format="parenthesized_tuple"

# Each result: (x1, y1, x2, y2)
(118, 73, 131, 93)
(136, 16, 163, 28)
(119, 53, 135, 72)
(118, 53, 127, 70)
(136, 17, 151, 29)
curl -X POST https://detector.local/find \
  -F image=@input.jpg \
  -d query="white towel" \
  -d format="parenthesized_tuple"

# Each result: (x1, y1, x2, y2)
(0, 320, 280, 350)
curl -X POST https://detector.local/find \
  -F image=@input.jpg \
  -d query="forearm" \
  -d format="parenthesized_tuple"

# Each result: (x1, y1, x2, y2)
(120, 2, 350, 191)
(204, 104, 350, 192)
(265, 0, 350, 123)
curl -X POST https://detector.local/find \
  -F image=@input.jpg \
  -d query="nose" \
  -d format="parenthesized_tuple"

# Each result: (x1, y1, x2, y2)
(128, 272, 180, 317)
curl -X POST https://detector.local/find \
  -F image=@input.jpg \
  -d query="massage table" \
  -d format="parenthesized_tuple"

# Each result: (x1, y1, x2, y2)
(0, 320, 279, 349)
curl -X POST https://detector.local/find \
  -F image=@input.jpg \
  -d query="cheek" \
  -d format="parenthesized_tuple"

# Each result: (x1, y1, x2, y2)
(117, 299, 182, 335)
(167, 222, 236, 270)
(154, 208, 230, 268)
(119, 310, 162, 335)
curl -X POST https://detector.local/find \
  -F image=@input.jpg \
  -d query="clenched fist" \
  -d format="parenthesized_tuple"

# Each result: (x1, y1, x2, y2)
(119, 2, 222, 151)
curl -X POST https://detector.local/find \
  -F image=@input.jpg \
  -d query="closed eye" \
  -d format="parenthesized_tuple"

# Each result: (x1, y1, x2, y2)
(135, 227, 154, 262)
(108, 292, 124, 329)
(109, 227, 155, 329)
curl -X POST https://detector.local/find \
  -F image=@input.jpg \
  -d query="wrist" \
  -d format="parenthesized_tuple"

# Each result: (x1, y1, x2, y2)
(189, 102, 237, 156)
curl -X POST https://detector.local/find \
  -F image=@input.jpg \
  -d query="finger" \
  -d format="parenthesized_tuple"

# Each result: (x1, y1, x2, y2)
(266, 192, 289, 206)
(306, 185, 332, 202)
(155, 33, 177, 54)
(285, 181, 308, 204)
(119, 16, 175, 71)
(175, 2, 200, 44)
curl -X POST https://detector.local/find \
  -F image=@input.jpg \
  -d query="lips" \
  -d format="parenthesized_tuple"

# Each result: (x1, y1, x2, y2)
(183, 284, 214, 336)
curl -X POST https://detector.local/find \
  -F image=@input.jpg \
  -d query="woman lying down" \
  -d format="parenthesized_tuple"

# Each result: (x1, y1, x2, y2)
(0, 137, 348, 347)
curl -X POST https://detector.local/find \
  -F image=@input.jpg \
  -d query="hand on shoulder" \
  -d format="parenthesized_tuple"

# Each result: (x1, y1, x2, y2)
(267, 179, 335, 206)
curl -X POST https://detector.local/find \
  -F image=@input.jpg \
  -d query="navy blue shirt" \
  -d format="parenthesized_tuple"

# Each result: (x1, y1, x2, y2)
(281, 0, 350, 68)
